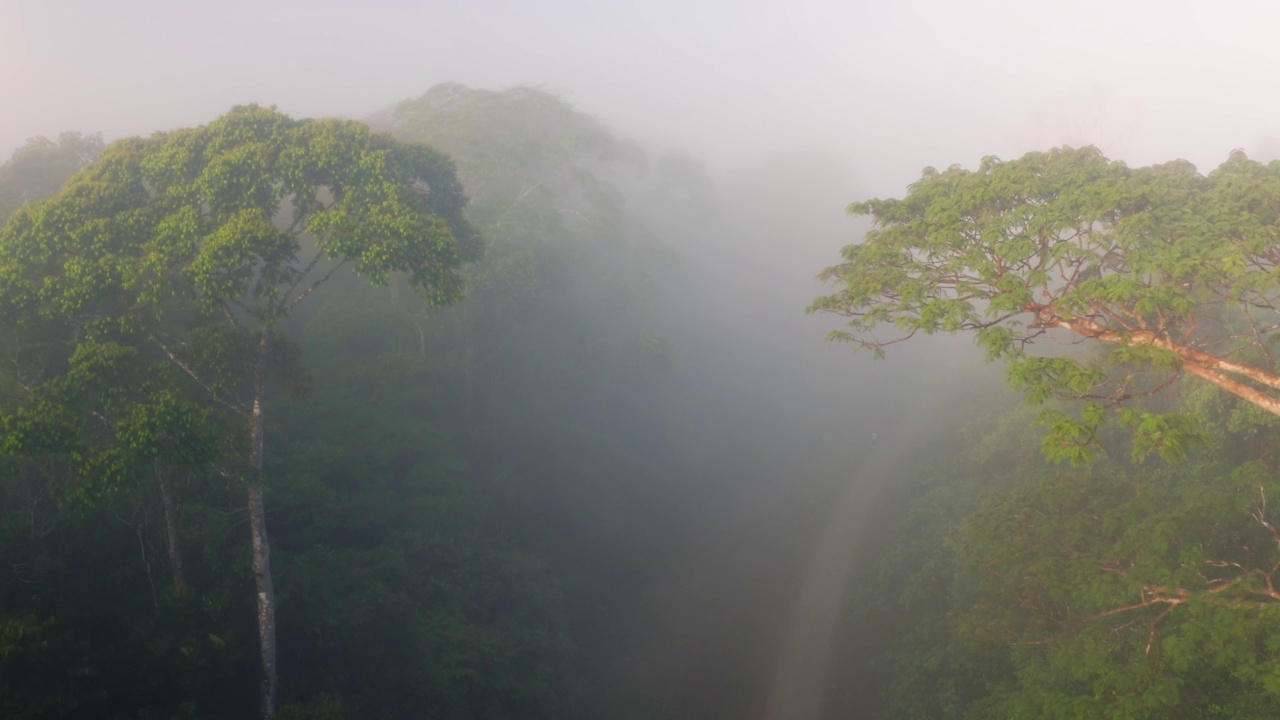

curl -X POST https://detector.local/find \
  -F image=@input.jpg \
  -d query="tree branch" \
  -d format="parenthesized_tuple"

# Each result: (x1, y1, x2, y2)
(148, 333, 249, 418)
(285, 258, 349, 312)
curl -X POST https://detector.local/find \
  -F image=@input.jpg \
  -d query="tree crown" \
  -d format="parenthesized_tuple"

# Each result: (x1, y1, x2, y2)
(0, 105, 480, 336)
(811, 146, 1280, 460)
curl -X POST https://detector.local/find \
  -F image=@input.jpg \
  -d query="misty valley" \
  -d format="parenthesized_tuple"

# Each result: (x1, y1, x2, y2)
(4, 83, 1280, 720)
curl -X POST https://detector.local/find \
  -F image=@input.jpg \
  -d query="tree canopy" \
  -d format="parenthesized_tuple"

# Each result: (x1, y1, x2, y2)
(811, 146, 1280, 459)
(0, 105, 478, 331)
(0, 104, 481, 719)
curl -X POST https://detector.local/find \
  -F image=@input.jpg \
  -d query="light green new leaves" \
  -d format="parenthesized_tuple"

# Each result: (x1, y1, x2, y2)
(0, 105, 480, 337)
(812, 146, 1280, 459)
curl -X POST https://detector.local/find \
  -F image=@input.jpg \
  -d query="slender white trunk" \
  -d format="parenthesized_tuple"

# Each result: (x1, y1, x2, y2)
(248, 328, 278, 719)
(463, 303, 475, 439)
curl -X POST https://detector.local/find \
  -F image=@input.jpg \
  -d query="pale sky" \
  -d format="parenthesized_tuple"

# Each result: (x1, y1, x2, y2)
(3, 0, 1279, 195)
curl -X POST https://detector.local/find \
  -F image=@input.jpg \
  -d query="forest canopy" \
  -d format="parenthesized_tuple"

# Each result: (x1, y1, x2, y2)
(7, 84, 1280, 720)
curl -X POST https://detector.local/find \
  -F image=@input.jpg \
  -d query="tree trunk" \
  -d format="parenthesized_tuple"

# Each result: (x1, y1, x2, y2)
(463, 302, 475, 440)
(489, 371, 499, 467)
(154, 461, 184, 587)
(248, 328, 278, 720)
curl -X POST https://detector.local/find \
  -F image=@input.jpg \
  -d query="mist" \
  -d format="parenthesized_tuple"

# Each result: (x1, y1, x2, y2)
(9, 1, 1280, 175)
(3, 1, 1279, 719)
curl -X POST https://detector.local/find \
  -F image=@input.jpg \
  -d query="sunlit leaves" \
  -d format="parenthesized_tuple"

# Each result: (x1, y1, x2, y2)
(0, 105, 479, 342)
(813, 146, 1280, 459)
(189, 209, 296, 312)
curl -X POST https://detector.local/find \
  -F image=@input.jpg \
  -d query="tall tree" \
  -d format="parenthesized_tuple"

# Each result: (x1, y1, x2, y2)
(0, 105, 479, 718)
(810, 147, 1280, 460)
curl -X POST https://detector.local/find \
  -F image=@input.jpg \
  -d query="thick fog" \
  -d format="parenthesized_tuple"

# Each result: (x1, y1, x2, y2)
(4, 2, 1278, 718)
(7, 0, 1280, 181)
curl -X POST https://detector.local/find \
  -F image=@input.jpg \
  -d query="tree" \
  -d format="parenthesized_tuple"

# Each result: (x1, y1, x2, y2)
(0, 132, 104, 224)
(810, 146, 1280, 460)
(958, 461, 1280, 719)
(823, 363, 1280, 719)
(0, 105, 479, 718)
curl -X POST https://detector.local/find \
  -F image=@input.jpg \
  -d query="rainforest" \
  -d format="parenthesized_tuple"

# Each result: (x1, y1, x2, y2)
(5, 3, 1280, 719)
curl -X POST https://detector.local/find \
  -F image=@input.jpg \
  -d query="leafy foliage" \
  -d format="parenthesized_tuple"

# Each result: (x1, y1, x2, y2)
(960, 461, 1280, 719)
(830, 358, 1280, 719)
(0, 105, 482, 718)
(812, 147, 1280, 458)
(269, 293, 579, 717)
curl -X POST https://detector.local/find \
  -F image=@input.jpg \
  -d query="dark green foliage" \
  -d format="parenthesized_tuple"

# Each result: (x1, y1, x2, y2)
(0, 105, 488, 718)
(955, 456, 1280, 718)
(268, 288, 578, 717)
(0, 456, 254, 719)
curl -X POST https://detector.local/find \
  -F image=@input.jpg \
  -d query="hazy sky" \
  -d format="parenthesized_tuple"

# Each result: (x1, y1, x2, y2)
(3, 0, 1280, 195)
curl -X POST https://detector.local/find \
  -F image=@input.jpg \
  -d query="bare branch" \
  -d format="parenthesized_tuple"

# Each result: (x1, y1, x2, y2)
(148, 333, 249, 418)
(285, 258, 350, 312)
(280, 247, 330, 313)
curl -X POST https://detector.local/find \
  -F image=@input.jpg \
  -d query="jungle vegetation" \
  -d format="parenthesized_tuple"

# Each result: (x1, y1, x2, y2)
(5, 86, 1280, 720)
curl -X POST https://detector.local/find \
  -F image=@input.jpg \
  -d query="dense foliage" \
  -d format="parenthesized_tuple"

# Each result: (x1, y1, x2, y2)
(0, 105, 481, 718)
(817, 148, 1280, 720)
(827, 338, 1280, 720)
